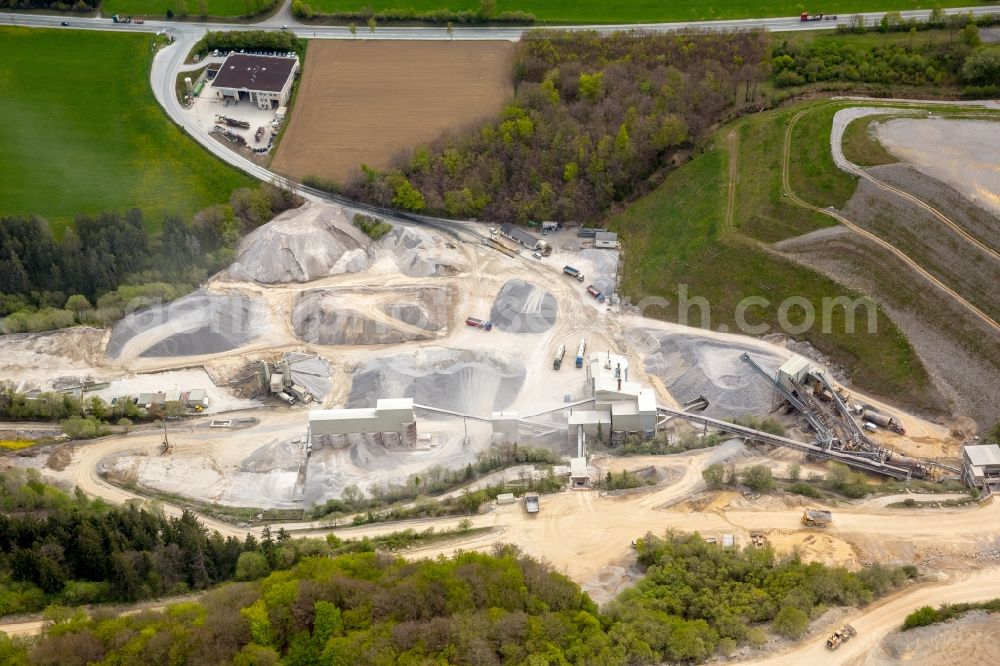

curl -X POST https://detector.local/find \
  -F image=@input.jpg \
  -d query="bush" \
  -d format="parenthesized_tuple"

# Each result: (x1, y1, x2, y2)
(703, 463, 726, 489)
(352, 213, 393, 240)
(235, 552, 270, 581)
(741, 465, 776, 492)
(60, 416, 111, 440)
(902, 605, 939, 630)
(772, 605, 809, 638)
(789, 482, 822, 498)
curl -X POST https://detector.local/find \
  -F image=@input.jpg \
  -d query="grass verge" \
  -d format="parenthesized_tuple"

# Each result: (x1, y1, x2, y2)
(0, 27, 251, 234)
(610, 100, 937, 409)
(841, 115, 899, 167)
(298, 0, 991, 24)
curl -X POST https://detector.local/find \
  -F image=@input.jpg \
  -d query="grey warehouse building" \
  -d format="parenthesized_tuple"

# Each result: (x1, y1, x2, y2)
(211, 54, 299, 110)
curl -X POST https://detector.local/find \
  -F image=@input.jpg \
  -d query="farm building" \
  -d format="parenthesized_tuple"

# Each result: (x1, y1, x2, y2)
(211, 54, 299, 110)
(308, 398, 417, 449)
(594, 231, 619, 248)
(499, 223, 547, 252)
(962, 444, 1000, 495)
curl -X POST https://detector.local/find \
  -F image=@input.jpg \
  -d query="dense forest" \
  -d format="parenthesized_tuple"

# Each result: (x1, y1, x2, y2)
(0, 469, 321, 617)
(1, 483, 916, 666)
(774, 22, 1000, 91)
(0, 184, 299, 333)
(346, 30, 771, 224)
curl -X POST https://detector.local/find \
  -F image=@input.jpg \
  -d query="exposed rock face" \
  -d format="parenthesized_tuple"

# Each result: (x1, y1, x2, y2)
(226, 202, 370, 284)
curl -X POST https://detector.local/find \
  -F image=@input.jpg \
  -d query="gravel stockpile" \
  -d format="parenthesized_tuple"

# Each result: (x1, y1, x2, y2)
(347, 347, 525, 416)
(291, 287, 449, 346)
(628, 328, 786, 419)
(226, 203, 370, 284)
(868, 163, 1000, 250)
(380, 226, 465, 277)
(282, 352, 332, 401)
(575, 248, 619, 296)
(489, 279, 558, 334)
(106, 291, 266, 360)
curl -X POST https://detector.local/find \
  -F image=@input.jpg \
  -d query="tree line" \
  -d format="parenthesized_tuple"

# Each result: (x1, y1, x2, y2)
(773, 22, 998, 93)
(0, 0, 96, 11)
(1, 527, 916, 664)
(344, 29, 770, 224)
(292, 0, 534, 25)
(0, 184, 300, 334)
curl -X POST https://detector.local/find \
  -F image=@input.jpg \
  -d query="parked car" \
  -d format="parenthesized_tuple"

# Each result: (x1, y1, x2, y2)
(532, 252, 542, 259)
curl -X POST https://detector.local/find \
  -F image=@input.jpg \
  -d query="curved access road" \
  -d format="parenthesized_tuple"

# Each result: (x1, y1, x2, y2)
(781, 103, 1000, 334)
(829, 106, 1000, 263)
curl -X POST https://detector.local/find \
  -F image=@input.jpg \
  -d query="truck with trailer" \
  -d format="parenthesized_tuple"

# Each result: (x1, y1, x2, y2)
(553, 344, 566, 370)
(563, 266, 585, 282)
(800, 11, 838, 20)
(586, 285, 606, 303)
(802, 509, 832, 527)
(465, 317, 493, 331)
(575, 338, 587, 368)
(826, 624, 856, 650)
(523, 492, 540, 514)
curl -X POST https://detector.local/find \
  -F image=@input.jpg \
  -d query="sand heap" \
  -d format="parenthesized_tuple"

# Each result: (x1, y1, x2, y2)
(106, 291, 268, 360)
(292, 286, 451, 346)
(379, 226, 466, 277)
(489, 279, 558, 334)
(226, 202, 370, 284)
(347, 347, 525, 416)
(628, 328, 785, 419)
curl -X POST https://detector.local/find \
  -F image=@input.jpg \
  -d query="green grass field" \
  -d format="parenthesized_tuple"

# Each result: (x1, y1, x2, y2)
(302, 0, 991, 23)
(609, 103, 939, 409)
(101, 0, 271, 18)
(0, 28, 251, 233)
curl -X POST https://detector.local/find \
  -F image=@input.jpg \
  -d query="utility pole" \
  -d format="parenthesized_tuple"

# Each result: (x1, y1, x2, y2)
(161, 417, 171, 455)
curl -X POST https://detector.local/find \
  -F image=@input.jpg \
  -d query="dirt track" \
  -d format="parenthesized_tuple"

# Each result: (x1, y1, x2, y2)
(271, 41, 515, 184)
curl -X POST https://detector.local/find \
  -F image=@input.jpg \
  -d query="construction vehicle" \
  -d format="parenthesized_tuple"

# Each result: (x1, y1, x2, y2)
(465, 317, 493, 331)
(750, 532, 768, 547)
(553, 344, 566, 370)
(802, 509, 832, 527)
(575, 337, 587, 368)
(826, 624, 856, 650)
(563, 265, 585, 282)
(586, 285, 606, 303)
(276, 391, 295, 406)
(523, 492, 540, 514)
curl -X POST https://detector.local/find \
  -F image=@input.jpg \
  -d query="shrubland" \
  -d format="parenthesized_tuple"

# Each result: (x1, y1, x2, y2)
(3, 527, 917, 663)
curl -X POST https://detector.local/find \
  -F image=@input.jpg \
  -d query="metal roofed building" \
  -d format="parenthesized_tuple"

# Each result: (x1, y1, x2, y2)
(594, 231, 619, 248)
(211, 54, 299, 110)
(499, 223, 545, 251)
(962, 444, 1000, 495)
(309, 398, 417, 449)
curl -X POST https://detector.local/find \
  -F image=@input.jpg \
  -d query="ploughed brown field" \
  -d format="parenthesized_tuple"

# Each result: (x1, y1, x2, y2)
(271, 40, 516, 185)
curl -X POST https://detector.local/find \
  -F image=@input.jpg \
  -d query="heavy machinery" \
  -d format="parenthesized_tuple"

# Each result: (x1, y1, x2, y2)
(575, 338, 587, 368)
(553, 344, 566, 370)
(563, 265, 586, 282)
(523, 492, 540, 514)
(826, 624, 856, 650)
(465, 317, 493, 331)
(862, 409, 906, 435)
(802, 509, 832, 527)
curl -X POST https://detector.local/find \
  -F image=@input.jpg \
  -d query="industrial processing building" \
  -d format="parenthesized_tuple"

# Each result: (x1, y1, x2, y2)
(962, 444, 1000, 495)
(568, 352, 658, 445)
(309, 398, 417, 449)
(211, 54, 299, 110)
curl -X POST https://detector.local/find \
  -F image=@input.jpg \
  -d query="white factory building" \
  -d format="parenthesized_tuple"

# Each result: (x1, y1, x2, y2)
(211, 53, 299, 110)
(962, 444, 1000, 495)
(568, 352, 658, 444)
(309, 398, 417, 449)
